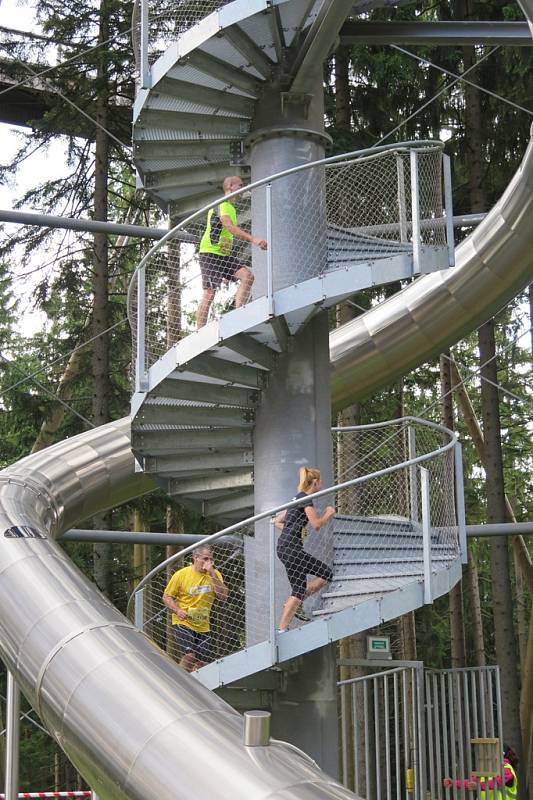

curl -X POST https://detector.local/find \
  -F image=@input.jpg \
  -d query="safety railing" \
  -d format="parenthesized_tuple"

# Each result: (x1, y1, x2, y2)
(128, 418, 463, 673)
(132, 0, 233, 79)
(127, 141, 452, 392)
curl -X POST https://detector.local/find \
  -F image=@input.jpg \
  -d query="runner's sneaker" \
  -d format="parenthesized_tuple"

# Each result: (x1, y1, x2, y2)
(294, 607, 311, 622)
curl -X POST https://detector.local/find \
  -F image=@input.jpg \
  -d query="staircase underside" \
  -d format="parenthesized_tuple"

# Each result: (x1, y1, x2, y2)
(132, 253, 448, 520)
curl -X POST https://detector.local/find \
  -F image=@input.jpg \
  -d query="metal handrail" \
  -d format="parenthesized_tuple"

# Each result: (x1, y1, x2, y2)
(127, 417, 458, 611)
(126, 139, 444, 325)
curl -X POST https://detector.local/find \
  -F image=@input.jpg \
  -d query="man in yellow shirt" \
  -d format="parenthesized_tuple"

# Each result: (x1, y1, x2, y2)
(163, 545, 228, 672)
(197, 175, 267, 328)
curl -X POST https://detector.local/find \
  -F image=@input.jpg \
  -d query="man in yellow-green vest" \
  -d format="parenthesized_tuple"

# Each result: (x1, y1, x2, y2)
(197, 175, 267, 329)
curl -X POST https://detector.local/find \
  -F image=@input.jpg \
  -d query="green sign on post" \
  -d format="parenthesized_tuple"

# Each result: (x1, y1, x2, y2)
(367, 635, 391, 659)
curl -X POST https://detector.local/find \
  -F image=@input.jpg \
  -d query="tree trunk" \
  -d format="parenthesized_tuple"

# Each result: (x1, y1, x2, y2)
(466, 547, 486, 666)
(478, 320, 524, 783)
(441, 352, 466, 667)
(91, 0, 112, 595)
(334, 45, 351, 131)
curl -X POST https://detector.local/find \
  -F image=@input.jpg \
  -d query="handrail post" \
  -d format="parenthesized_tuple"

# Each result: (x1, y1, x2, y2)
(443, 153, 455, 267)
(269, 517, 277, 663)
(420, 466, 432, 604)
(408, 425, 418, 524)
(454, 440, 467, 564)
(140, 0, 151, 89)
(5, 670, 20, 800)
(136, 264, 148, 392)
(410, 149, 421, 275)
(396, 154, 408, 243)
(134, 588, 145, 631)
(266, 183, 274, 316)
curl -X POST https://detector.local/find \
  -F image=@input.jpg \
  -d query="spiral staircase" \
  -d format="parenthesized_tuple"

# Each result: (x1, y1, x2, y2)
(130, 0, 462, 693)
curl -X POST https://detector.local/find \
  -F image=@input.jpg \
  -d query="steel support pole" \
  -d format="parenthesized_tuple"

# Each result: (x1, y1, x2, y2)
(140, 0, 150, 89)
(134, 589, 144, 631)
(246, 75, 337, 776)
(265, 183, 274, 316)
(408, 426, 418, 523)
(454, 441, 467, 563)
(396, 155, 408, 243)
(269, 517, 277, 663)
(5, 671, 20, 800)
(443, 154, 455, 267)
(420, 466, 432, 604)
(136, 265, 148, 392)
(410, 150, 422, 275)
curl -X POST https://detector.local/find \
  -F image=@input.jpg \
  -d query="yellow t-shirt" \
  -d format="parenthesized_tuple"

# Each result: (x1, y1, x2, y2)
(164, 564, 224, 633)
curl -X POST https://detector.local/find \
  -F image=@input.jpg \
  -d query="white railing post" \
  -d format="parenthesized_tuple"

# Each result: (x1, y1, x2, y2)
(420, 466, 432, 604)
(443, 153, 455, 267)
(269, 517, 277, 662)
(454, 440, 467, 564)
(265, 183, 274, 316)
(134, 588, 145, 631)
(396, 154, 408, 243)
(5, 671, 20, 800)
(136, 265, 148, 392)
(140, 0, 151, 89)
(408, 425, 418, 524)
(410, 149, 421, 275)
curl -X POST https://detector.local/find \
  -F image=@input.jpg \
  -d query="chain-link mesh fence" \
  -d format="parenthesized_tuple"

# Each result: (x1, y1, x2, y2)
(128, 144, 447, 375)
(128, 419, 459, 674)
(132, 0, 233, 69)
(0, 681, 89, 796)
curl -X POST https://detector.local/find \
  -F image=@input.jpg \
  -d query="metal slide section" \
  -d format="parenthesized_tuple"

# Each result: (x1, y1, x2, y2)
(0, 419, 357, 800)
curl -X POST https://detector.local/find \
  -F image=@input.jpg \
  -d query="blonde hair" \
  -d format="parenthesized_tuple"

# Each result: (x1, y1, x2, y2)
(298, 467, 321, 493)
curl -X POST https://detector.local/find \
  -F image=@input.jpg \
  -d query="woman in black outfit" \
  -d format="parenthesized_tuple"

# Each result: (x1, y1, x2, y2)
(274, 467, 336, 631)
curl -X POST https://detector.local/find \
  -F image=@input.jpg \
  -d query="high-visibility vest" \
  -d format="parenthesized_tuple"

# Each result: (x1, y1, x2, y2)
(479, 762, 517, 800)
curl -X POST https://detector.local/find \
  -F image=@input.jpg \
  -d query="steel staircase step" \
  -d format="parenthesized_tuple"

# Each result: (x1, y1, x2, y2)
(186, 49, 262, 95)
(201, 490, 254, 518)
(132, 428, 253, 455)
(138, 109, 251, 137)
(135, 402, 254, 428)
(223, 25, 276, 79)
(329, 568, 425, 582)
(222, 334, 279, 370)
(142, 449, 254, 476)
(180, 354, 268, 388)
(153, 77, 256, 116)
(153, 379, 259, 408)
(168, 468, 253, 497)
(333, 553, 454, 566)
(322, 579, 411, 600)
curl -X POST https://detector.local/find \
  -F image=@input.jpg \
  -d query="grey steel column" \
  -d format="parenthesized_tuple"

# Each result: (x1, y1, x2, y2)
(245, 76, 336, 774)
(5, 671, 20, 800)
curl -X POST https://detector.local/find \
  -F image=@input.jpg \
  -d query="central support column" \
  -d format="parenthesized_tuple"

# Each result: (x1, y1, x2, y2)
(244, 78, 338, 777)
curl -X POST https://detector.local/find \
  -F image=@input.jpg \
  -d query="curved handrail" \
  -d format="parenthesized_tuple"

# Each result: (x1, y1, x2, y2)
(126, 139, 444, 323)
(128, 416, 458, 606)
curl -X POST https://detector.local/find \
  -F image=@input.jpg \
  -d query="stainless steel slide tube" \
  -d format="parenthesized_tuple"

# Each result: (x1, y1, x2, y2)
(0, 419, 357, 800)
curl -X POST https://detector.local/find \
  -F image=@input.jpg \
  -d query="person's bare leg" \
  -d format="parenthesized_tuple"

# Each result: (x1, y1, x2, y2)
(197, 288, 215, 328)
(278, 596, 302, 631)
(234, 266, 254, 308)
(304, 577, 328, 598)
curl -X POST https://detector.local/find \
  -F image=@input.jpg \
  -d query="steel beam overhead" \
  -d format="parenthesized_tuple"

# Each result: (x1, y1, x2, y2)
(61, 529, 242, 546)
(339, 21, 533, 46)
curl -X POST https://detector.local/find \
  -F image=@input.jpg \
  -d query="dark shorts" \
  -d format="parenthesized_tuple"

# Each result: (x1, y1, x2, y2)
(277, 542, 333, 601)
(199, 253, 242, 290)
(172, 625, 212, 663)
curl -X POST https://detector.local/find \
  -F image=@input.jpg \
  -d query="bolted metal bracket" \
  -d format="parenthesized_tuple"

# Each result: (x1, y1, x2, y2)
(280, 91, 312, 118)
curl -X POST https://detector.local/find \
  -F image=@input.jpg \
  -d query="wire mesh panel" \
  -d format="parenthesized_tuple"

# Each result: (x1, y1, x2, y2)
(132, 0, 234, 68)
(128, 144, 447, 377)
(128, 418, 459, 674)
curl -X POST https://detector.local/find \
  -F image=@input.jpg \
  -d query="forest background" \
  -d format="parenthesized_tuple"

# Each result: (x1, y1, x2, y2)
(0, 0, 531, 796)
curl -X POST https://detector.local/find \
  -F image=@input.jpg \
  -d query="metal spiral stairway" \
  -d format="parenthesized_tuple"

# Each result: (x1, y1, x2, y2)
(129, 0, 462, 695)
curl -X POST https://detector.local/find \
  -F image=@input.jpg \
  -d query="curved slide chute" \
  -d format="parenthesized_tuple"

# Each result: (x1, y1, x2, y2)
(1, 1, 533, 796)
